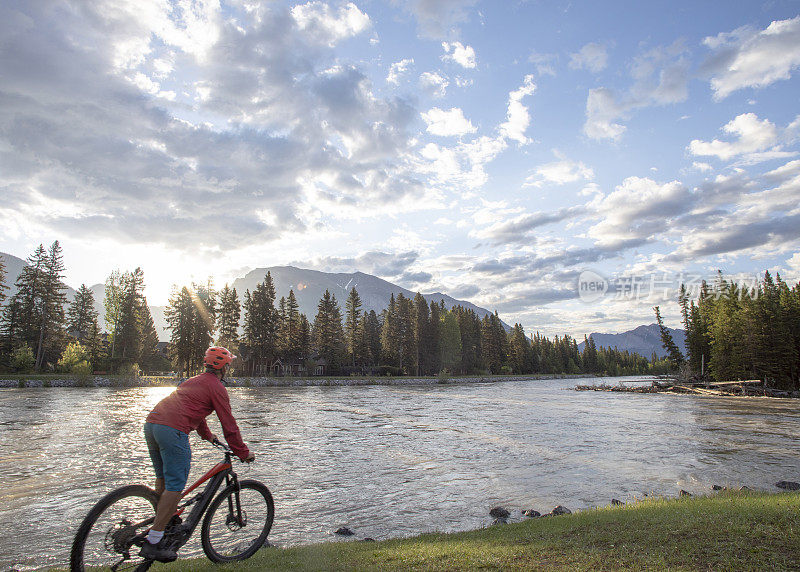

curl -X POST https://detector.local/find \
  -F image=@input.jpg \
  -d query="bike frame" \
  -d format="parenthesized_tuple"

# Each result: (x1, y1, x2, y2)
(165, 446, 242, 549)
(128, 443, 243, 554)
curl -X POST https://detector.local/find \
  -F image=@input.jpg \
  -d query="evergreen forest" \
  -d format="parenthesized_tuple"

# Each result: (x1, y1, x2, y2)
(1, 243, 672, 377)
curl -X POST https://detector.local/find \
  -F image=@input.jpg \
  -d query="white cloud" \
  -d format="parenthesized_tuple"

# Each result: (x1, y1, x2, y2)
(387, 58, 414, 85)
(689, 113, 779, 161)
(588, 177, 693, 247)
(499, 75, 536, 144)
(584, 41, 689, 141)
(422, 107, 477, 137)
(525, 156, 594, 188)
(528, 52, 557, 76)
(291, 1, 371, 47)
(692, 162, 713, 172)
(584, 88, 626, 140)
(703, 16, 800, 99)
(569, 42, 608, 73)
(404, 0, 479, 39)
(419, 71, 449, 98)
(442, 41, 476, 68)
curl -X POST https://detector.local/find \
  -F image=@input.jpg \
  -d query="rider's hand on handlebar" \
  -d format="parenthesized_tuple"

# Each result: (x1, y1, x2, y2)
(208, 434, 219, 443)
(244, 453, 256, 463)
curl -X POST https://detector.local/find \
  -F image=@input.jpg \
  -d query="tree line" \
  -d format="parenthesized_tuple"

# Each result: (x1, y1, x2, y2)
(654, 271, 800, 390)
(0, 242, 166, 374)
(164, 271, 669, 377)
(0, 243, 668, 377)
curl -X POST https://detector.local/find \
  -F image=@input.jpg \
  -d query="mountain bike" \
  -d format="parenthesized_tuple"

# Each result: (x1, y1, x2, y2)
(70, 440, 274, 571)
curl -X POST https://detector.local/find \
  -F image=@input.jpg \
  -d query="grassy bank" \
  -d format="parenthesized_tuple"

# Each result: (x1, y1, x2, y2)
(146, 491, 799, 571)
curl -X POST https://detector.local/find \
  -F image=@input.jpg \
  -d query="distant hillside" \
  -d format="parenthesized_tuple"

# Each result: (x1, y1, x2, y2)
(232, 266, 508, 329)
(577, 324, 687, 359)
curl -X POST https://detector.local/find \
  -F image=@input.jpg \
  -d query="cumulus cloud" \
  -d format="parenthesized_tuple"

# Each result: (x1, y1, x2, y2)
(470, 206, 586, 246)
(702, 16, 800, 99)
(525, 155, 594, 188)
(499, 75, 536, 144)
(307, 250, 420, 278)
(291, 1, 371, 47)
(421, 107, 477, 137)
(387, 58, 414, 84)
(441, 41, 476, 68)
(0, 1, 427, 252)
(688, 112, 797, 163)
(587, 177, 694, 247)
(584, 41, 690, 140)
(419, 71, 449, 98)
(528, 52, 558, 76)
(569, 42, 608, 73)
(404, 0, 479, 39)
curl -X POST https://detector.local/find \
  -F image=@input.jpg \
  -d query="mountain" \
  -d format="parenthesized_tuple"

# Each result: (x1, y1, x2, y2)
(232, 266, 508, 329)
(577, 324, 687, 359)
(0, 254, 505, 341)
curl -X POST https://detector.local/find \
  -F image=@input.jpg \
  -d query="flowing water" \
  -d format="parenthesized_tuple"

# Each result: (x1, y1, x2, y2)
(1, 376, 799, 569)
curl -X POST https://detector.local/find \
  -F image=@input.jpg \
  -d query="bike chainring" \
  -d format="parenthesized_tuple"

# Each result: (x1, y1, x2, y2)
(104, 519, 136, 554)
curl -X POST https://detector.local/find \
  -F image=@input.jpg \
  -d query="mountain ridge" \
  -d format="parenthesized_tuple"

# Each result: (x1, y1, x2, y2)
(0, 253, 506, 341)
(577, 323, 687, 359)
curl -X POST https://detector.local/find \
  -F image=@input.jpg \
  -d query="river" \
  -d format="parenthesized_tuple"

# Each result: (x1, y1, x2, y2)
(1, 376, 798, 569)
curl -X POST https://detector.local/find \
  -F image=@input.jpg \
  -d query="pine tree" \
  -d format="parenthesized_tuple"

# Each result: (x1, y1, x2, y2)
(67, 284, 99, 343)
(394, 293, 415, 374)
(0, 255, 7, 307)
(380, 294, 398, 367)
(36, 240, 67, 370)
(653, 305, 684, 369)
(113, 267, 146, 365)
(137, 299, 161, 372)
(345, 287, 362, 368)
(1, 243, 67, 371)
(190, 280, 216, 369)
(284, 290, 303, 363)
(439, 310, 461, 373)
(103, 270, 124, 361)
(582, 335, 598, 373)
(413, 293, 432, 375)
(165, 286, 195, 375)
(242, 272, 279, 374)
(216, 285, 241, 352)
(312, 290, 345, 374)
(427, 300, 441, 374)
(508, 324, 531, 374)
(361, 310, 381, 367)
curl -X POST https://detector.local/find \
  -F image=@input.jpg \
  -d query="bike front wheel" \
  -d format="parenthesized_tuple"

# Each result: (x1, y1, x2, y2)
(200, 479, 274, 562)
(70, 484, 158, 572)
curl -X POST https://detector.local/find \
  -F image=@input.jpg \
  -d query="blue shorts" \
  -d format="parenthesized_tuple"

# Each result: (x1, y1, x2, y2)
(144, 422, 191, 492)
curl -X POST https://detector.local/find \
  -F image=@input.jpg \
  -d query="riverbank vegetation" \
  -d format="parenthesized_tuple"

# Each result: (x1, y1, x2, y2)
(0, 242, 669, 379)
(138, 490, 799, 571)
(655, 271, 800, 391)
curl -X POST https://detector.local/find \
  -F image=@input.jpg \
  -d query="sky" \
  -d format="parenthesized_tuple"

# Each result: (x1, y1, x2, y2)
(1, 0, 799, 337)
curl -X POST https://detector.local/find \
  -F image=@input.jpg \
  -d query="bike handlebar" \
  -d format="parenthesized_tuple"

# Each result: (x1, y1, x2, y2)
(211, 438, 255, 463)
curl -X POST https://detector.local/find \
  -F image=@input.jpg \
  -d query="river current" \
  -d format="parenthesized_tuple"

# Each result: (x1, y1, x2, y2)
(1, 376, 798, 569)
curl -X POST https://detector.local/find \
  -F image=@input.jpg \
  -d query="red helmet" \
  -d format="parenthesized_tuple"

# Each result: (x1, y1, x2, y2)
(204, 346, 235, 369)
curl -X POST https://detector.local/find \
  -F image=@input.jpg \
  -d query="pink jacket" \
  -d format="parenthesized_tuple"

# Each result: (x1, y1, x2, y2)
(147, 372, 250, 460)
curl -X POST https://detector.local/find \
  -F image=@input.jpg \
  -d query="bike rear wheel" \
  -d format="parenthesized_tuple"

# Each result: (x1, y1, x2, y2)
(70, 484, 158, 572)
(200, 479, 274, 562)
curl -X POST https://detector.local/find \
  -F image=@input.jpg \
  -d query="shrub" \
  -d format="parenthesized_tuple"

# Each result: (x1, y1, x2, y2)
(72, 360, 92, 376)
(58, 341, 90, 373)
(11, 346, 35, 373)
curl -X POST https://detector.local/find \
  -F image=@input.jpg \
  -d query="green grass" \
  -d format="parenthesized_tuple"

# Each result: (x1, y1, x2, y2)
(146, 491, 800, 571)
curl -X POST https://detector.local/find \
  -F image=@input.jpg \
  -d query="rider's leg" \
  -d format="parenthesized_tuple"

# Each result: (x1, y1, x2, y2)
(151, 490, 182, 532)
(154, 478, 165, 497)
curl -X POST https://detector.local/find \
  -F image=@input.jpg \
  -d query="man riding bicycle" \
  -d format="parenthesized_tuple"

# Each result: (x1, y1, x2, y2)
(141, 346, 255, 562)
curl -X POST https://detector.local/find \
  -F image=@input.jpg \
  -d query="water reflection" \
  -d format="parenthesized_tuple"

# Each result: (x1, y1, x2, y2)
(0, 378, 799, 569)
